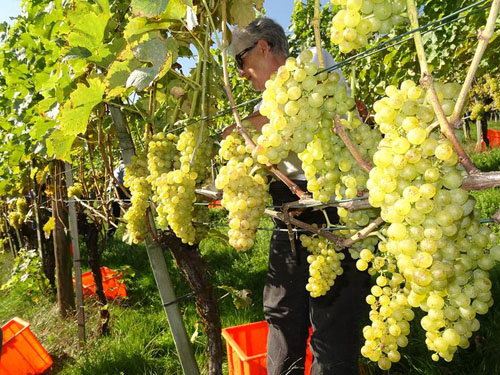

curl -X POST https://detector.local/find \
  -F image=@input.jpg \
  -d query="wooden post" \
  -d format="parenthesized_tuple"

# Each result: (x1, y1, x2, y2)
(110, 106, 200, 375)
(53, 160, 75, 317)
(64, 162, 86, 343)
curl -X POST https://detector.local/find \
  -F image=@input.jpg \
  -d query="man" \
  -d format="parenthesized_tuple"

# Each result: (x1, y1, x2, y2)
(229, 18, 370, 375)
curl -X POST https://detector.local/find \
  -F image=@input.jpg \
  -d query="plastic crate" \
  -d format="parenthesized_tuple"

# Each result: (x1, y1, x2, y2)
(74, 266, 127, 300)
(488, 129, 500, 147)
(0, 317, 53, 375)
(222, 321, 312, 375)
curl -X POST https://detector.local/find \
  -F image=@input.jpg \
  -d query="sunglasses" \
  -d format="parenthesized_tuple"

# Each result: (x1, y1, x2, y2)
(235, 42, 258, 69)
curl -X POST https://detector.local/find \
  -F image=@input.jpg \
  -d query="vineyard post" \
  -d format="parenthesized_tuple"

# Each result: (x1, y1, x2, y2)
(64, 162, 86, 344)
(109, 106, 200, 375)
(52, 159, 75, 318)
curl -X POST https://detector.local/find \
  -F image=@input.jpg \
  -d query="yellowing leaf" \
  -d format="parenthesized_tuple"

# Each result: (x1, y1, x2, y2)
(59, 78, 106, 136)
(43, 217, 55, 239)
(46, 130, 76, 162)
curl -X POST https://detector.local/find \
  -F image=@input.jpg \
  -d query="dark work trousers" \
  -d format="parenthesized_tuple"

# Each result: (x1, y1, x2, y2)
(264, 180, 370, 375)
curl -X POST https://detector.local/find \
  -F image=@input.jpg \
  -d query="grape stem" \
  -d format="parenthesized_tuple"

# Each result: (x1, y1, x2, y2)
(321, 208, 333, 228)
(406, 0, 479, 174)
(461, 171, 500, 190)
(72, 196, 118, 229)
(313, 0, 325, 68)
(333, 116, 373, 173)
(340, 217, 384, 248)
(215, 0, 309, 199)
(449, 0, 500, 129)
(265, 208, 344, 247)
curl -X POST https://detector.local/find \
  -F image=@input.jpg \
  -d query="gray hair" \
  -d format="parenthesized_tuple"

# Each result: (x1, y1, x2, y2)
(232, 18, 288, 58)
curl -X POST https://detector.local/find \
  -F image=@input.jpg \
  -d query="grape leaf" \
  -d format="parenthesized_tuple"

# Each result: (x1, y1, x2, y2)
(126, 38, 178, 91)
(124, 17, 173, 42)
(29, 118, 56, 141)
(105, 46, 143, 98)
(67, 0, 111, 60)
(58, 78, 106, 136)
(46, 130, 76, 162)
(131, 0, 170, 18)
(228, 0, 256, 28)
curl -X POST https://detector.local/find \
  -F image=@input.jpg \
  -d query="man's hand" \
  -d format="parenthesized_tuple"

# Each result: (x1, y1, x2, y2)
(221, 111, 269, 139)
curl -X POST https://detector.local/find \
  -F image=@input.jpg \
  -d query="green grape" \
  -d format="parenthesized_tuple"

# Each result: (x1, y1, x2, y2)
(300, 234, 345, 297)
(365, 79, 499, 366)
(216, 130, 270, 251)
(330, 0, 408, 53)
(123, 153, 152, 244)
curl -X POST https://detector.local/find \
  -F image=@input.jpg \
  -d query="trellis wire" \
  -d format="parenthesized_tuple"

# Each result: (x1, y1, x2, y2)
(318, 0, 490, 74)
(160, 0, 489, 133)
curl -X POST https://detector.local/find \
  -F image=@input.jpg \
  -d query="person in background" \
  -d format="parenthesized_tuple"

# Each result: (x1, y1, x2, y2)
(227, 18, 370, 375)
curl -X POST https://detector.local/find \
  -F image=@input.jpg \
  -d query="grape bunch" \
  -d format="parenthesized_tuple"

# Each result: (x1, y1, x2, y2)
(146, 132, 180, 185)
(153, 125, 213, 245)
(123, 153, 152, 244)
(216, 130, 270, 251)
(8, 197, 28, 230)
(300, 234, 345, 297)
(330, 0, 408, 53)
(67, 183, 83, 198)
(155, 169, 197, 244)
(360, 80, 499, 368)
(177, 125, 214, 183)
(254, 50, 355, 166)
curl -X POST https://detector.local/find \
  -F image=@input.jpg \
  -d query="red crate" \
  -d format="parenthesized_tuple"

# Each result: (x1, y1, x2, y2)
(0, 317, 53, 375)
(74, 266, 127, 300)
(222, 321, 312, 375)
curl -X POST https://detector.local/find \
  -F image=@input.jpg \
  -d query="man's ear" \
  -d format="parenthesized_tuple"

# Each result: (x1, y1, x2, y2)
(256, 39, 271, 55)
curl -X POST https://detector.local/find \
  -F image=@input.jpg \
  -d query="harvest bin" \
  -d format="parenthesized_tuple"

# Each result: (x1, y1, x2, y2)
(75, 266, 127, 300)
(222, 320, 313, 375)
(0, 317, 53, 375)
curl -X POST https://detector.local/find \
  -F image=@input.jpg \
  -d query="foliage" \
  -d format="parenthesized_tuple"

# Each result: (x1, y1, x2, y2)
(0, 249, 50, 297)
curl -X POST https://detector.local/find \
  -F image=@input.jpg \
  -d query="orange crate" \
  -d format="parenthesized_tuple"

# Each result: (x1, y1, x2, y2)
(487, 129, 500, 147)
(74, 266, 127, 300)
(222, 321, 312, 375)
(0, 317, 52, 375)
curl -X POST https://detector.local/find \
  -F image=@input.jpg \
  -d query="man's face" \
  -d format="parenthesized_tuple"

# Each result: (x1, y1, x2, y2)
(237, 40, 279, 91)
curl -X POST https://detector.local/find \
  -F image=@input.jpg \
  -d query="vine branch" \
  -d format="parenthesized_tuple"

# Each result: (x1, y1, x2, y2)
(313, 0, 324, 68)
(333, 116, 372, 173)
(449, 0, 500, 127)
(406, 0, 479, 174)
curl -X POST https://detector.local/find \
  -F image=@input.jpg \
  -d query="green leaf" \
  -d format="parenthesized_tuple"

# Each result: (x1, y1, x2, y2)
(64, 47, 92, 61)
(46, 130, 75, 162)
(67, 0, 111, 59)
(59, 78, 106, 136)
(131, 0, 170, 18)
(219, 286, 252, 309)
(105, 46, 143, 98)
(227, 0, 256, 28)
(123, 17, 172, 42)
(163, 0, 187, 20)
(30, 118, 56, 140)
(127, 38, 178, 91)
